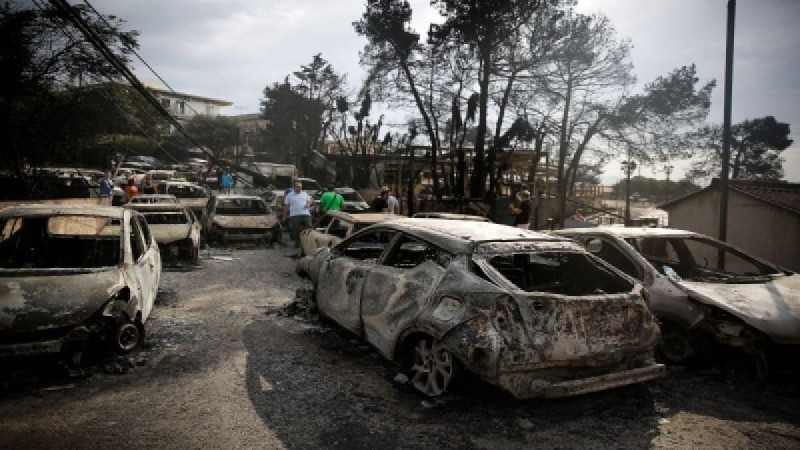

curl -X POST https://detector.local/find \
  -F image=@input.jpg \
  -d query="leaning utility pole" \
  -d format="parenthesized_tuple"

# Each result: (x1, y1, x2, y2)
(718, 0, 736, 266)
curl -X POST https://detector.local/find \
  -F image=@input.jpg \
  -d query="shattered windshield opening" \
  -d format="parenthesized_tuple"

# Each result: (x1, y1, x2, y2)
(215, 199, 269, 215)
(143, 212, 189, 225)
(341, 192, 364, 202)
(626, 236, 779, 283)
(0, 215, 121, 269)
(485, 251, 632, 295)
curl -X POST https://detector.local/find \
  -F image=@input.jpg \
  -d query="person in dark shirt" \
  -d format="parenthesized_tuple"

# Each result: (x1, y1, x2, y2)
(510, 190, 532, 229)
(141, 174, 157, 194)
(371, 187, 389, 212)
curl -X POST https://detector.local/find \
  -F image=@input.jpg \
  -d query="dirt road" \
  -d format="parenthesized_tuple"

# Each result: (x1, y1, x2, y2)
(0, 247, 798, 448)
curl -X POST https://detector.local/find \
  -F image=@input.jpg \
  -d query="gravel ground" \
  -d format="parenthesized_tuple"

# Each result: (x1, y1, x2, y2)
(0, 244, 798, 449)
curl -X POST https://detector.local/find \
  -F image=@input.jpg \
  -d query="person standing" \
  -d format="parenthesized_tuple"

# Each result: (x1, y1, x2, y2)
(221, 171, 233, 194)
(283, 181, 312, 249)
(371, 187, 389, 212)
(509, 190, 532, 229)
(98, 170, 114, 200)
(386, 188, 398, 215)
(141, 174, 157, 194)
(124, 178, 138, 203)
(319, 186, 344, 213)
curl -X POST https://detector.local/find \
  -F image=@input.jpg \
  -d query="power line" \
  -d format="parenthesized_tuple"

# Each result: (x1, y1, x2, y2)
(45, 0, 260, 190)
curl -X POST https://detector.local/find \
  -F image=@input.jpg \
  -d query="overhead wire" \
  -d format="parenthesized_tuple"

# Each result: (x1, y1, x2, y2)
(45, 0, 262, 191)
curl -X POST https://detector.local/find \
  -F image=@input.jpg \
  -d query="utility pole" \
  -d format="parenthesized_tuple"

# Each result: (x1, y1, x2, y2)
(664, 164, 674, 203)
(719, 0, 736, 267)
(621, 159, 636, 226)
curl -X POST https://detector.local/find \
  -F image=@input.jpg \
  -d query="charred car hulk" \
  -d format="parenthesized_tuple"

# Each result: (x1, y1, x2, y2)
(0, 205, 161, 363)
(301, 219, 664, 399)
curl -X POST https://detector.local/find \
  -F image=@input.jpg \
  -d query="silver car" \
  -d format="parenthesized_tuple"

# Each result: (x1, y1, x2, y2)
(302, 219, 664, 399)
(553, 227, 800, 373)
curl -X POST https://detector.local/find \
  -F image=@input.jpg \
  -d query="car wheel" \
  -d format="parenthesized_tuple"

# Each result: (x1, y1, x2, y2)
(410, 336, 458, 397)
(112, 320, 144, 354)
(656, 322, 700, 365)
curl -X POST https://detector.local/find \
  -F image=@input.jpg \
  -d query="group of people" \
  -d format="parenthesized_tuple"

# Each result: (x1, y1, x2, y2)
(97, 170, 158, 203)
(370, 186, 398, 214)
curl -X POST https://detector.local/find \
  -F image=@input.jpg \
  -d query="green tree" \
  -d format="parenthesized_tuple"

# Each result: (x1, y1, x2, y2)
(0, 1, 139, 180)
(184, 115, 239, 159)
(686, 116, 792, 181)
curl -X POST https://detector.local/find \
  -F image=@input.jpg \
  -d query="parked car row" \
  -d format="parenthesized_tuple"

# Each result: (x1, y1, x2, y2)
(295, 212, 799, 398)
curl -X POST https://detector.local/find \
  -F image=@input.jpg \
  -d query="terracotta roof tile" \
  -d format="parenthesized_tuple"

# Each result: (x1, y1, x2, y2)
(730, 180, 800, 215)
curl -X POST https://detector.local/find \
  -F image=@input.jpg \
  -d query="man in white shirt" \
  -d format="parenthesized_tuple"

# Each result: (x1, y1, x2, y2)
(283, 181, 312, 249)
(385, 187, 398, 215)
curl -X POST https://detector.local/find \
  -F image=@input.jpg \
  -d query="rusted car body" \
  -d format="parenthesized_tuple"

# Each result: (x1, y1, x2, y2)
(203, 194, 281, 245)
(125, 203, 200, 265)
(299, 211, 401, 257)
(302, 219, 664, 398)
(156, 181, 211, 220)
(127, 194, 179, 205)
(553, 227, 800, 370)
(0, 205, 161, 360)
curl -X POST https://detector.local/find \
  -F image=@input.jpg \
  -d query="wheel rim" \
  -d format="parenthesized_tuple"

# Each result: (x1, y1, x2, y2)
(411, 338, 454, 397)
(116, 323, 140, 352)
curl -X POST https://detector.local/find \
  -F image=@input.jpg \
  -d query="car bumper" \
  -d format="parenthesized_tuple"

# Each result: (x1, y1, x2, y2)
(496, 362, 666, 399)
(0, 327, 90, 358)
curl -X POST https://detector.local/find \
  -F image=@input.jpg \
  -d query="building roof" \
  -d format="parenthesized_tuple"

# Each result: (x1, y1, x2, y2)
(661, 179, 800, 216)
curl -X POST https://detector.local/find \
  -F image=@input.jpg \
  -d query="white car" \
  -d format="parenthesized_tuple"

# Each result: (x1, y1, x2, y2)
(125, 203, 201, 265)
(0, 205, 161, 362)
(553, 227, 800, 373)
(203, 194, 281, 245)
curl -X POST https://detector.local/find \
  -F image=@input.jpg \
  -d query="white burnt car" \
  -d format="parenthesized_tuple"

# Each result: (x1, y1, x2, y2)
(302, 219, 664, 399)
(553, 227, 800, 371)
(127, 194, 180, 205)
(157, 181, 211, 220)
(125, 203, 200, 265)
(0, 205, 161, 361)
(203, 194, 281, 245)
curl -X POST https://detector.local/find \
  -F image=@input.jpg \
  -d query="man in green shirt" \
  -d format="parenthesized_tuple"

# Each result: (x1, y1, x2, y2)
(319, 186, 344, 213)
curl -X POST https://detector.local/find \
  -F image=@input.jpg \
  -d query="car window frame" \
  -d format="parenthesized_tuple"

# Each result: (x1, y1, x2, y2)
(332, 226, 399, 262)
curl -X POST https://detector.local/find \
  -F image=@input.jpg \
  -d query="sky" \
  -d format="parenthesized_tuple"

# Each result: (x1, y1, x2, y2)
(85, 0, 800, 183)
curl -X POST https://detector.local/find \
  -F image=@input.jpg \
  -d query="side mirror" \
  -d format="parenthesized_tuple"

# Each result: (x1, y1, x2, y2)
(586, 238, 602, 254)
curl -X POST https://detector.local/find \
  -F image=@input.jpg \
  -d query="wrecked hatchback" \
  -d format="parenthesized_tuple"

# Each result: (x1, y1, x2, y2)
(203, 194, 281, 245)
(302, 219, 664, 399)
(0, 205, 161, 361)
(553, 227, 800, 373)
(125, 203, 201, 265)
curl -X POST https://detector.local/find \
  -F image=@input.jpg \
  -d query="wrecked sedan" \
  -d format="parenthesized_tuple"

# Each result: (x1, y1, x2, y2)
(157, 181, 211, 220)
(299, 211, 401, 257)
(302, 219, 664, 399)
(553, 227, 800, 370)
(0, 205, 161, 361)
(125, 203, 200, 265)
(203, 194, 281, 245)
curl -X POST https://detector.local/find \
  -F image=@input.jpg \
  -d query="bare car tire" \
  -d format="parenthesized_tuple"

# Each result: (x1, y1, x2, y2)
(410, 337, 458, 397)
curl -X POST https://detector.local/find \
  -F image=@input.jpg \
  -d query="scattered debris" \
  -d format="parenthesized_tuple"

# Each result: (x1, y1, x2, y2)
(421, 400, 434, 408)
(38, 384, 75, 393)
(393, 373, 409, 384)
(259, 375, 273, 392)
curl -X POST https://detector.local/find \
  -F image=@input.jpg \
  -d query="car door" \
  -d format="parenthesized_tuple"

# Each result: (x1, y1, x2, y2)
(316, 228, 397, 336)
(132, 214, 160, 320)
(359, 234, 450, 358)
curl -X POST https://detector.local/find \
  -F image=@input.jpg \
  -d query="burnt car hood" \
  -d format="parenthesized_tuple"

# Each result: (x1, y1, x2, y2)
(0, 269, 126, 333)
(677, 274, 800, 344)
(177, 198, 209, 209)
(213, 215, 277, 229)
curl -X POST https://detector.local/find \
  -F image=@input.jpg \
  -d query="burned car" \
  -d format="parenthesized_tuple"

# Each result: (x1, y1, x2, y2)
(302, 219, 664, 399)
(127, 194, 180, 205)
(0, 205, 161, 361)
(157, 181, 211, 220)
(553, 227, 800, 371)
(299, 211, 401, 257)
(125, 203, 200, 265)
(203, 194, 281, 245)
(412, 212, 492, 222)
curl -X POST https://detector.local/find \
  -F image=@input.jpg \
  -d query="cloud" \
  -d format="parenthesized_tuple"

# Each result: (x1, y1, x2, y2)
(88, 0, 800, 181)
